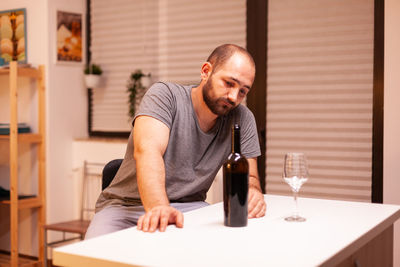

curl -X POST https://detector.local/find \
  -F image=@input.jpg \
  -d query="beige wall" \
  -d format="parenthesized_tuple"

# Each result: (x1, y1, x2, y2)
(384, 0, 400, 265)
(46, 0, 87, 232)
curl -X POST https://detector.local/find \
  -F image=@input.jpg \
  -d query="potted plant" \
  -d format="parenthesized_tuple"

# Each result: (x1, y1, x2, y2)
(84, 63, 103, 88)
(127, 70, 151, 119)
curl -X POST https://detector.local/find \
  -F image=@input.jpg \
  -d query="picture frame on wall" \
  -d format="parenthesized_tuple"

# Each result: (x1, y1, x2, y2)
(56, 11, 82, 63)
(0, 8, 27, 66)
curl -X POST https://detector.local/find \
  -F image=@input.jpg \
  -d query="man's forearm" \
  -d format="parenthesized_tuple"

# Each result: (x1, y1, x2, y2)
(249, 175, 262, 192)
(135, 151, 170, 211)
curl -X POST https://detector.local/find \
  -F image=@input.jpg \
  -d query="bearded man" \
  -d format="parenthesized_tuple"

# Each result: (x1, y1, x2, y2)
(85, 44, 266, 238)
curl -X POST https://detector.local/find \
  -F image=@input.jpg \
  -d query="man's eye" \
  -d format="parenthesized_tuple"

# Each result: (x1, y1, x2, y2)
(226, 81, 234, 87)
(239, 89, 247, 95)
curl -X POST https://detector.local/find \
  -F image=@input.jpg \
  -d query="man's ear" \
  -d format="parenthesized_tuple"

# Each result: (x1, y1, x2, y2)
(200, 62, 213, 80)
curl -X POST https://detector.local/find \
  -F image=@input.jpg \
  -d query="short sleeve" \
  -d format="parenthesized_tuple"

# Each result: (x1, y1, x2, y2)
(133, 82, 177, 129)
(238, 106, 261, 159)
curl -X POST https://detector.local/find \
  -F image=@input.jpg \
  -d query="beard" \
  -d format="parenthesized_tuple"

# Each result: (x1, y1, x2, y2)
(202, 77, 236, 116)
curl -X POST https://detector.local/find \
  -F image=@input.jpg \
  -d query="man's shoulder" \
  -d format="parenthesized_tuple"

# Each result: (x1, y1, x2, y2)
(232, 104, 255, 118)
(152, 81, 190, 92)
(147, 82, 193, 100)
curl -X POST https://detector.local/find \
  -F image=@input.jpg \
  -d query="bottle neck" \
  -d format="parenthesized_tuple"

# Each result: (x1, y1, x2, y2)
(232, 124, 241, 154)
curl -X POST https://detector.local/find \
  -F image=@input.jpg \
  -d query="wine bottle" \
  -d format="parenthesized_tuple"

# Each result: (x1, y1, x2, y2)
(223, 123, 249, 227)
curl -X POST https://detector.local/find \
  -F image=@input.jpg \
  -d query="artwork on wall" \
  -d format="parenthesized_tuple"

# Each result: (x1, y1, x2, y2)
(0, 8, 27, 66)
(56, 11, 82, 63)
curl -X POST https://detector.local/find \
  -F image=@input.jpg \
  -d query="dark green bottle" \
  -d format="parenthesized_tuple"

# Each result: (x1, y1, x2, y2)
(223, 123, 249, 227)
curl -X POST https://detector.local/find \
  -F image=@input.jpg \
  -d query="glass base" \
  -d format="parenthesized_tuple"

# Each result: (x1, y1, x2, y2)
(284, 215, 306, 222)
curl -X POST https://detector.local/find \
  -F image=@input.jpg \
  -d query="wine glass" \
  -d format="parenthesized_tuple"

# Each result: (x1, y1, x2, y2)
(283, 152, 309, 222)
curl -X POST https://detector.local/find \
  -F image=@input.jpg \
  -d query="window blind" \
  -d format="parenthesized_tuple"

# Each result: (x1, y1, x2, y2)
(265, 0, 374, 202)
(90, 0, 246, 132)
(157, 0, 246, 84)
(90, 0, 159, 132)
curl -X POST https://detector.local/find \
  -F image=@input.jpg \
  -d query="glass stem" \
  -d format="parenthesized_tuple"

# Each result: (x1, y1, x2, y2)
(293, 190, 299, 218)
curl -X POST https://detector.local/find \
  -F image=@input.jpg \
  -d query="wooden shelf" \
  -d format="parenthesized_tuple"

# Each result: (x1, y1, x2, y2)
(0, 197, 43, 210)
(1, 62, 47, 266)
(0, 133, 42, 143)
(0, 66, 41, 79)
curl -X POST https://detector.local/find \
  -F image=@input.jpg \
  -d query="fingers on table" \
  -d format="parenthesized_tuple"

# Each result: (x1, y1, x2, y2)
(137, 214, 144, 230)
(159, 210, 169, 232)
(174, 210, 184, 228)
(141, 210, 153, 232)
(149, 210, 161, 232)
(247, 192, 258, 216)
(248, 196, 266, 219)
(137, 207, 184, 232)
(248, 191, 256, 205)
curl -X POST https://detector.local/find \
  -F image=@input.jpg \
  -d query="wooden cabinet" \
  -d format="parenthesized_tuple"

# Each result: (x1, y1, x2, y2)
(337, 226, 393, 267)
(0, 61, 46, 266)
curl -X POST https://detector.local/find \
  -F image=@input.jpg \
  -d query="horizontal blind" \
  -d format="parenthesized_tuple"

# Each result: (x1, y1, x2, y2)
(90, 0, 246, 132)
(90, 0, 158, 132)
(266, 0, 374, 202)
(158, 0, 246, 85)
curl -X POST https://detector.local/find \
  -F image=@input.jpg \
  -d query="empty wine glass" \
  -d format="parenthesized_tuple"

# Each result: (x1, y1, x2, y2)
(283, 152, 309, 222)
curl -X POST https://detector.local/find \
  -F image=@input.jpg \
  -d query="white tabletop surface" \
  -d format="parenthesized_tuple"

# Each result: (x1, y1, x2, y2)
(53, 194, 400, 267)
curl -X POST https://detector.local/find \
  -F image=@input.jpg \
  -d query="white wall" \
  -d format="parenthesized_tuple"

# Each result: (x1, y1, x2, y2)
(383, 0, 400, 265)
(46, 0, 87, 231)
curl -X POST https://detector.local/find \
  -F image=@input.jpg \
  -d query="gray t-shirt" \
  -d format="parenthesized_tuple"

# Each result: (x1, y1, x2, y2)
(95, 82, 260, 211)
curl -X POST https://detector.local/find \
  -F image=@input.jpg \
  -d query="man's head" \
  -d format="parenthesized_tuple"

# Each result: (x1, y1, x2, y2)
(201, 44, 256, 116)
(206, 44, 255, 74)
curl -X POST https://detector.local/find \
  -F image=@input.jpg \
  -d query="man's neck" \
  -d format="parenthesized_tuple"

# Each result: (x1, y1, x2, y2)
(191, 85, 218, 133)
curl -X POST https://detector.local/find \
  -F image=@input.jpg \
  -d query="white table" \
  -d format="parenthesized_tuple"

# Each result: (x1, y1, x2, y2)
(53, 195, 400, 267)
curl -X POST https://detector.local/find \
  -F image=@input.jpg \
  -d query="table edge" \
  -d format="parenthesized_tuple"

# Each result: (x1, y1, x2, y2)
(320, 208, 400, 266)
(53, 249, 138, 267)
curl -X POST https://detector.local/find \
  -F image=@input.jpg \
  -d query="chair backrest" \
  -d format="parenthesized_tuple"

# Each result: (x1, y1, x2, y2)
(101, 159, 123, 190)
(81, 161, 104, 221)
(79, 159, 123, 221)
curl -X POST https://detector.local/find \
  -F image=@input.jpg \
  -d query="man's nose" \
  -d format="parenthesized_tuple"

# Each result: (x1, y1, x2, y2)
(227, 89, 239, 104)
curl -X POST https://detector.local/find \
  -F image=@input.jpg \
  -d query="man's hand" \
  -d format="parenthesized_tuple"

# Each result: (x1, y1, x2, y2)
(137, 205, 184, 232)
(248, 187, 266, 218)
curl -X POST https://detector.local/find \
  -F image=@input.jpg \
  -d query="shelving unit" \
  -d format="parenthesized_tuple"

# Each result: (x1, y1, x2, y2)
(0, 62, 46, 266)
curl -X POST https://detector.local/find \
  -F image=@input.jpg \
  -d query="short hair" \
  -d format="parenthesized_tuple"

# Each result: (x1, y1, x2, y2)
(206, 44, 255, 73)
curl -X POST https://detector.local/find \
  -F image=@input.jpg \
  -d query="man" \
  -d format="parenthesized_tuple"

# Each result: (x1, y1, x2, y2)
(85, 44, 266, 239)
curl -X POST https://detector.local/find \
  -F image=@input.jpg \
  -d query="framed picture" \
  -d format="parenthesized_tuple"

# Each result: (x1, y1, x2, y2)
(56, 11, 82, 63)
(0, 8, 27, 66)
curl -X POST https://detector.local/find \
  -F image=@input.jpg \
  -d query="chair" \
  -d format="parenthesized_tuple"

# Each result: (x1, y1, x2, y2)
(102, 159, 123, 190)
(43, 159, 122, 266)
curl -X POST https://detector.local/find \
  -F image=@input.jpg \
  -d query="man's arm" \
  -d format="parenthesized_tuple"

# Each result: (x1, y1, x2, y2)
(133, 115, 183, 232)
(247, 158, 266, 218)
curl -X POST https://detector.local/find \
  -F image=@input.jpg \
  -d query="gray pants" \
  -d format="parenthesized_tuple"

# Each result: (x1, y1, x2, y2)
(85, 201, 209, 239)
